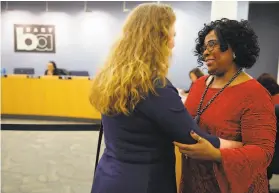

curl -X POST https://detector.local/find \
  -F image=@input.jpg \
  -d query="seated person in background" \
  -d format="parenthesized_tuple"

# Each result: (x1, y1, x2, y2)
(185, 67, 205, 93)
(257, 73, 279, 104)
(189, 67, 204, 83)
(44, 61, 67, 76)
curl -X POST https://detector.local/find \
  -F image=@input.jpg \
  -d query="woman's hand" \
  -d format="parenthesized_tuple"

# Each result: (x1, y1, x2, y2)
(174, 131, 222, 162)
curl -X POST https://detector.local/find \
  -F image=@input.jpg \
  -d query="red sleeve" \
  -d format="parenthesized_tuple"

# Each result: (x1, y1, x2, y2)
(214, 93, 277, 193)
(272, 95, 279, 105)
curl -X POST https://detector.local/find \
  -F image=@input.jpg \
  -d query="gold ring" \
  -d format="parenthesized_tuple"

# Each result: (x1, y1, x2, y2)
(197, 137, 202, 142)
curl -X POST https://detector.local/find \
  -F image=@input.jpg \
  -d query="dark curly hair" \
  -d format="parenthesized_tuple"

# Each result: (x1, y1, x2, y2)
(257, 73, 279, 96)
(195, 18, 260, 69)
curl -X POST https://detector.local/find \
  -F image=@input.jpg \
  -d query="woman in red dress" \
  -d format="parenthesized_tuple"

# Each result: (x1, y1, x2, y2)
(175, 18, 277, 193)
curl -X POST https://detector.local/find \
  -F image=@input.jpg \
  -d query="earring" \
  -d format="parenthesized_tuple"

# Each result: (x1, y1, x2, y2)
(233, 53, 236, 59)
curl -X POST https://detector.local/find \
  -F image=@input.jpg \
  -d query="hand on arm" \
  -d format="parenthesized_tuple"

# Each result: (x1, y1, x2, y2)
(174, 131, 222, 162)
(174, 131, 243, 162)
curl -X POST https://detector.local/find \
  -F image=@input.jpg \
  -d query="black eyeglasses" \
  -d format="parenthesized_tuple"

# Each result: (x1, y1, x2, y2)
(201, 40, 219, 53)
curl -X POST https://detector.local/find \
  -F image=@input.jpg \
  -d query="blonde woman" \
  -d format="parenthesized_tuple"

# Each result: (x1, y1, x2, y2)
(90, 3, 241, 193)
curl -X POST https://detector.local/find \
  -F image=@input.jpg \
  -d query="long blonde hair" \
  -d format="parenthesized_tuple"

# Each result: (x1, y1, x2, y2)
(90, 3, 176, 116)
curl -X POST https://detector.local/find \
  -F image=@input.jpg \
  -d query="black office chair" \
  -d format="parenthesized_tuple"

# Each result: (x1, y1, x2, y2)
(69, 70, 89, 76)
(14, 68, 35, 75)
(58, 68, 69, 76)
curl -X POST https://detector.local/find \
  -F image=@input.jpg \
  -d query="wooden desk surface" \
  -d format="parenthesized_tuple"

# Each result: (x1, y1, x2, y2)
(1, 76, 101, 120)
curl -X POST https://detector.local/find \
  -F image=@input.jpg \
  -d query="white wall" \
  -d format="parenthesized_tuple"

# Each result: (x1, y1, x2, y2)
(211, 1, 238, 21)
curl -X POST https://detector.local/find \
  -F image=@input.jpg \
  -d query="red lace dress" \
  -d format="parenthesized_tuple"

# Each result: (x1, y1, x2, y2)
(180, 76, 276, 193)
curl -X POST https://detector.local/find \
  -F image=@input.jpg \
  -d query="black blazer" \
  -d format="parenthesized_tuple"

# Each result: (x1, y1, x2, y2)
(44, 69, 67, 76)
